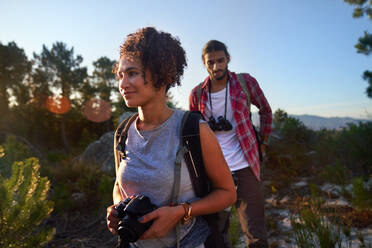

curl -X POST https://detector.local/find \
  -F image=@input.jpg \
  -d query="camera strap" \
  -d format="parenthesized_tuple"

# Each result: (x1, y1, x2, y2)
(208, 79, 229, 120)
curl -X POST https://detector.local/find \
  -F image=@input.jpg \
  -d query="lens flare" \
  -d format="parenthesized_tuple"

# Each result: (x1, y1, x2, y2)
(82, 98, 112, 123)
(45, 95, 71, 114)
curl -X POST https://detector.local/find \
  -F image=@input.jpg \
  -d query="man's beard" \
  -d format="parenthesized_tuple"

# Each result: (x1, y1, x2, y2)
(214, 68, 227, 81)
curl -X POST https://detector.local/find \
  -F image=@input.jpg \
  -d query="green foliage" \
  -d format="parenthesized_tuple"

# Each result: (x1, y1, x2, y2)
(290, 198, 351, 248)
(0, 41, 31, 117)
(315, 121, 372, 178)
(0, 156, 55, 247)
(228, 206, 242, 247)
(309, 183, 322, 198)
(91, 56, 118, 102)
(50, 161, 114, 214)
(344, 0, 372, 98)
(321, 163, 350, 186)
(33, 42, 88, 102)
(267, 111, 316, 183)
(0, 135, 34, 178)
(46, 150, 68, 164)
(344, 0, 372, 20)
(166, 92, 179, 109)
(351, 177, 372, 210)
(78, 128, 99, 150)
(273, 108, 288, 129)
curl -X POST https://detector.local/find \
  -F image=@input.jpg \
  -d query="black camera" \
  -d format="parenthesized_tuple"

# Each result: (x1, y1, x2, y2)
(115, 195, 157, 248)
(208, 116, 232, 131)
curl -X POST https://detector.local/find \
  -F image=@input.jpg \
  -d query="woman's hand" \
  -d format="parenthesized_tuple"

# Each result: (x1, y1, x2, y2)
(138, 205, 184, 239)
(106, 204, 120, 235)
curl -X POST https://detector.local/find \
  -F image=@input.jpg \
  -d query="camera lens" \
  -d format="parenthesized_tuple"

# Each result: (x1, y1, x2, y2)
(116, 195, 157, 246)
(208, 116, 217, 131)
(216, 116, 232, 131)
(118, 215, 150, 242)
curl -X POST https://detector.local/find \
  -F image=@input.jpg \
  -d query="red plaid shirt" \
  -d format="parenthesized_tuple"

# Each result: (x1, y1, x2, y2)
(189, 71, 272, 181)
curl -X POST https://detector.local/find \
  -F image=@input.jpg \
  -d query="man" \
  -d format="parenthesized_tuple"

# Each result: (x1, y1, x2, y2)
(189, 40, 272, 248)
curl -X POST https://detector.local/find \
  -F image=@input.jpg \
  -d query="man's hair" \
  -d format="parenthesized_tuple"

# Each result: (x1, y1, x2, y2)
(115, 27, 187, 91)
(202, 40, 230, 61)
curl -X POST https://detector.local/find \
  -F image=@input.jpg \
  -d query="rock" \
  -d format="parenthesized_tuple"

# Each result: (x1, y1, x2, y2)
(266, 195, 278, 207)
(324, 198, 351, 207)
(79, 131, 115, 172)
(79, 111, 136, 172)
(292, 180, 308, 188)
(281, 217, 292, 230)
(279, 196, 290, 205)
(321, 183, 342, 196)
(71, 192, 86, 202)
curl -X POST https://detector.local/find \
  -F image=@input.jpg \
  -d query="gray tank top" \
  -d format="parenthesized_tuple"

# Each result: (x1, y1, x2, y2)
(117, 109, 205, 248)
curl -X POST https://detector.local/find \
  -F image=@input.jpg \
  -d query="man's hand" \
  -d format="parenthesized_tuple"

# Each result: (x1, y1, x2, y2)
(260, 143, 267, 158)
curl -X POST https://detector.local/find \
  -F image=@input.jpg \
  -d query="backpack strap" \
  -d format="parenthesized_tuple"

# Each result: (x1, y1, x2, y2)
(195, 82, 203, 108)
(114, 113, 138, 173)
(236, 73, 251, 111)
(181, 111, 210, 197)
(180, 111, 226, 248)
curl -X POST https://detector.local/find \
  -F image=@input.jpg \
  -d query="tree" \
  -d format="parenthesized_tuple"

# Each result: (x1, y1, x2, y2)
(91, 56, 117, 102)
(273, 108, 288, 129)
(0, 152, 55, 247)
(33, 42, 88, 153)
(33, 42, 87, 104)
(0, 42, 31, 117)
(344, 0, 372, 98)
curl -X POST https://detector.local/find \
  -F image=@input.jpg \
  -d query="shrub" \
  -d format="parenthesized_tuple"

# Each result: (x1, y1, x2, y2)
(351, 177, 372, 210)
(321, 163, 350, 186)
(317, 122, 372, 178)
(267, 114, 316, 184)
(0, 154, 55, 247)
(228, 206, 242, 247)
(0, 135, 34, 178)
(290, 197, 352, 248)
(50, 161, 114, 214)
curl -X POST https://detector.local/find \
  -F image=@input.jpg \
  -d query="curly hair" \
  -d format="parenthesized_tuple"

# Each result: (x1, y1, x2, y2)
(115, 27, 187, 92)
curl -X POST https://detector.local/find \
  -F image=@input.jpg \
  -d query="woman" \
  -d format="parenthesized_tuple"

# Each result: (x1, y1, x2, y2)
(106, 27, 236, 248)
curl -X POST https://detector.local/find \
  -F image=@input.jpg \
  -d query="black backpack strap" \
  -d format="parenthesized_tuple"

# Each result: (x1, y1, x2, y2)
(181, 111, 210, 197)
(114, 113, 138, 173)
(180, 111, 226, 248)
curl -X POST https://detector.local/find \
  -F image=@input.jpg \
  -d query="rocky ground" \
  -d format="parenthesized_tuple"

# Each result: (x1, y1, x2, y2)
(44, 177, 372, 248)
(233, 177, 372, 248)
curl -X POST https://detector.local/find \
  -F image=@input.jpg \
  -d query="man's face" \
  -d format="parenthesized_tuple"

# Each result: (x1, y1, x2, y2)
(203, 50, 229, 81)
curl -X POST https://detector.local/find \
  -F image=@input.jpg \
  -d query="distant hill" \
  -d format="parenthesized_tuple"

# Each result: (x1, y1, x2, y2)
(251, 112, 370, 130)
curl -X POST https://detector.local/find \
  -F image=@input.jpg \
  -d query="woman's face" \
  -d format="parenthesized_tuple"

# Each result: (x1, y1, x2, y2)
(116, 56, 159, 108)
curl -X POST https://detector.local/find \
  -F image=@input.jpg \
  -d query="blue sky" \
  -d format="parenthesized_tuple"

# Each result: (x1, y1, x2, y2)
(1, 0, 371, 119)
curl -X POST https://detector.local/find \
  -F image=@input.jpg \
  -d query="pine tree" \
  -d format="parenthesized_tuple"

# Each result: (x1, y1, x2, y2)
(0, 152, 55, 247)
(344, 0, 372, 98)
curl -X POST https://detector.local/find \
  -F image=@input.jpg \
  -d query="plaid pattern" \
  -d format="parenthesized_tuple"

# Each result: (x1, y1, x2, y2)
(189, 71, 272, 181)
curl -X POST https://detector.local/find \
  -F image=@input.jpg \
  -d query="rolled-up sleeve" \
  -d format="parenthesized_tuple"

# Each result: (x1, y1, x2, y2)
(244, 74, 272, 138)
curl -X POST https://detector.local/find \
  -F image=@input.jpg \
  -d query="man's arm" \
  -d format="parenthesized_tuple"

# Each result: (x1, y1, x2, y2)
(244, 74, 272, 141)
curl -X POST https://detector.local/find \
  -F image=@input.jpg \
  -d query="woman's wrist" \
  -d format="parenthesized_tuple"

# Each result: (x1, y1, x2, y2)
(179, 202, 192, 225)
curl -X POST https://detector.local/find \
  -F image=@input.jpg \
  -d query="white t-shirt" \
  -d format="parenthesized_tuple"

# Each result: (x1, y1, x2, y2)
(203, 84, 250, 172)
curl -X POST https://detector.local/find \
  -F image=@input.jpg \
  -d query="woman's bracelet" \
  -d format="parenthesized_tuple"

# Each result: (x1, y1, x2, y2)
(179, 202, 192, 225)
